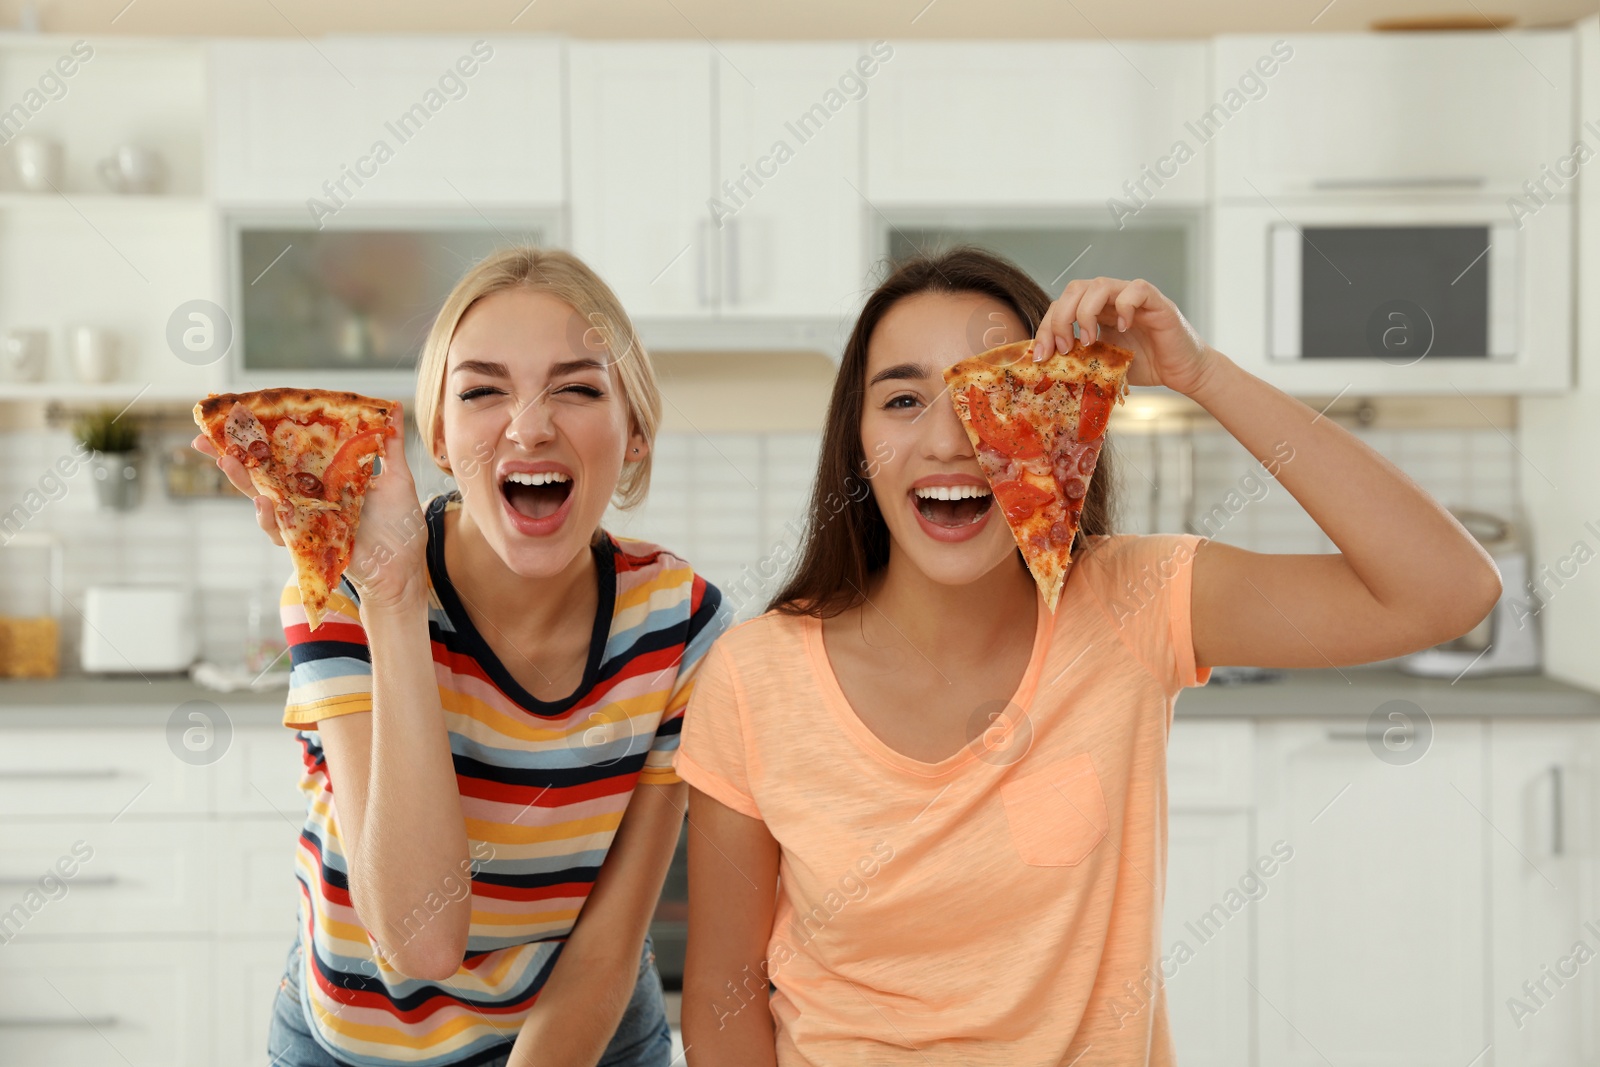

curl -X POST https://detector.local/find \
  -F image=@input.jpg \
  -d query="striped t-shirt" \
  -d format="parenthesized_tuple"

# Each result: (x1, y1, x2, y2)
(279, 490, 724, 1066)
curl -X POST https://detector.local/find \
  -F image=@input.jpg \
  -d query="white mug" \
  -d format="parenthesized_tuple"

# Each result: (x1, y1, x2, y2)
(1, 328, 48, 382)
(11, 135, 62, 192)
(68, 326, 118, 383)
(97, 145, 166, 195)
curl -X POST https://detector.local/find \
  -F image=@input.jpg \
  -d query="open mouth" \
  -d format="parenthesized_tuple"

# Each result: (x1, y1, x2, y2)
(501, 470, 574, 521)
(912, 484, 994, 528)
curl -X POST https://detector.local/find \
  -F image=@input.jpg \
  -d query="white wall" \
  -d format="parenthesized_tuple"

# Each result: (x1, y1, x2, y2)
(1519, 14, 1600, 691)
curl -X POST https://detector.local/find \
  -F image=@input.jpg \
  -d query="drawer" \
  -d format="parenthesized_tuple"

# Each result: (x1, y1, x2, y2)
(212, 937, 296, 1066)
(1169, 720, 1254, 809)
(0, 729, 210, 817)
(215, 820, 303, 935)
(0, 822, 213, 938)
(215, 728, 309, 817)
(0, 940, 210, 1066)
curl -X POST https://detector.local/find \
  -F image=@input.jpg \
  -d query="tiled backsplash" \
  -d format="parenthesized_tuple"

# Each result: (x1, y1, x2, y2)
(0, 421, 1524, 672)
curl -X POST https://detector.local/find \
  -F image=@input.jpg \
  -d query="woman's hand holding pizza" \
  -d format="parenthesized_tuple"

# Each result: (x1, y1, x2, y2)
(190, 401, 429, 611)
(1031, 276, 1219, 397)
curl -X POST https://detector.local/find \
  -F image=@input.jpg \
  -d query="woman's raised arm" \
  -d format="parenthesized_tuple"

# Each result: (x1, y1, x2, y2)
(1036, 277, 1502, 670)
(197, 409, 472, 979)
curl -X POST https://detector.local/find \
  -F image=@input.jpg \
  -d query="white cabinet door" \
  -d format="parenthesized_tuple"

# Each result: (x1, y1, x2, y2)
(215, 726, 311, 818)
(210, 39, 563, 206)
(865, 42, 1208, 207)
(1164, 720, 1255, 1066)
(213, 938, 296, 1067)
(0, 821, 212, 938)
(1488, 720, 1600, 1066)
(0, 728, 210, 817)
(1164, 811, 1254, 1066)
(1211, 32, 1574, 199)
(215, 820, 304, 936)
(569, 43, 716, 319)
(715, 44, 868, 319)
(0, 941, 211, 1066)
(1254, 718, 1489, 1066)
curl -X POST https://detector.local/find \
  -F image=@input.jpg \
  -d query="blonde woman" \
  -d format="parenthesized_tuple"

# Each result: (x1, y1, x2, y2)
(195, 249, 722, 1067)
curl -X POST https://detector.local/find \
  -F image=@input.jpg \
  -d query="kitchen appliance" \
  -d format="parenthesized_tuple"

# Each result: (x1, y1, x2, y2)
(1271, 220, 1517, 363)
(80, 584, 197, 674)
(1210, 190, 1571, 395)
(1399, 510, 1541, 678)
(228, 210, 548, 389)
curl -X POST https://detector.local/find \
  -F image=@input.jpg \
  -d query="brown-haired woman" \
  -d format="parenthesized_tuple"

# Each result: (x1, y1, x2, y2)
(674, 247, 1500, 1066)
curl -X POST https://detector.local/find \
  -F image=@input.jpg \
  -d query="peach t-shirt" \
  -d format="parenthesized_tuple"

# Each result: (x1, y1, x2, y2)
(675, 533, 1212, 1067)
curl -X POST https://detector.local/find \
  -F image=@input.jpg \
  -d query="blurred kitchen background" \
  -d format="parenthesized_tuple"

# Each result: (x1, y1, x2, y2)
(1, 2, 1599, 1065)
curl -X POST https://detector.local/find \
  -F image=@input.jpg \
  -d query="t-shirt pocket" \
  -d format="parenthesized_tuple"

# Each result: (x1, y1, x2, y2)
(999, 752, 1109, 867)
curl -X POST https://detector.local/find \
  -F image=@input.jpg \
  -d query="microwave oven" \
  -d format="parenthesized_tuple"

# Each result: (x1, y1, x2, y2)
(1211, 197, 1572, 394)
(1269, 221, 1518, 364)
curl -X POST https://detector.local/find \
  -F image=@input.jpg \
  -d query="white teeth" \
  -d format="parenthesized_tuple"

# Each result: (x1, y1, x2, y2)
(913, 485, 992, 501)
(503, 471, 572, 487)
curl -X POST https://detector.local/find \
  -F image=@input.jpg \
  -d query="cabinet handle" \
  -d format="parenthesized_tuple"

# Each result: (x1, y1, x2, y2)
(0, 875, 117, 888)
(725, 217, 741, 307)
(1310, 176, 1487, 191)
(1324, 729, 1369, 742)
(0, 769, 118, 780)
(0, 1015, 119, 1028)
(695, 219, 719, 309)
(1550, 764, 1564, 858)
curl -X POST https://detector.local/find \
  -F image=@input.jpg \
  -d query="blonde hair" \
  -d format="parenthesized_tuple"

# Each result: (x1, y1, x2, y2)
(414, 247, 661, 510)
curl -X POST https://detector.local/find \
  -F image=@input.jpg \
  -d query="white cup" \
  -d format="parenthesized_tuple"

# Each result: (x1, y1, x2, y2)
(68, 326, 118, 383)
(97, 145, 166, 195)
(1, 328, 48, 382)
(12, 135, 62, 192)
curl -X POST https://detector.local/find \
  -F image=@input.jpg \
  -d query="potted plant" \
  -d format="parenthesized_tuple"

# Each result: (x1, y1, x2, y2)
(73, 407, 141, 511)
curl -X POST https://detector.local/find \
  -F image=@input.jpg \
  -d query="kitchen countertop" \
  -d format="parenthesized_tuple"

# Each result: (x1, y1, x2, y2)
(1, 665, 1598, 725)
(1178, 665, 1600, 719)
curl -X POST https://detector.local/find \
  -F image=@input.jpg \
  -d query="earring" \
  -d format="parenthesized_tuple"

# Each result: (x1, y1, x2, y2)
(631, 447, 639, 454)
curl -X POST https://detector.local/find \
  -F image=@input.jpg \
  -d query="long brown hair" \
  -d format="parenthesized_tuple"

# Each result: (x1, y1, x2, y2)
(770, 246, 1119, 618)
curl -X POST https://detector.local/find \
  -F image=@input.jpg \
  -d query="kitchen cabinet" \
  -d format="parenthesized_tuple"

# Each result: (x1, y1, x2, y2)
(1210, 32, 1575, 200)
(864, 42, 1209, 207)
(210, 38, 564, 206)
(1488, 720, 1600, 1065)
(1164, 721, 1255, 1066)
(1253, 718, 1490, 1066)
(714, 44, 869, 319)
(569, 42, 866, 321)
(0, 716, 300, 1067)
(568, 43, 716, 319)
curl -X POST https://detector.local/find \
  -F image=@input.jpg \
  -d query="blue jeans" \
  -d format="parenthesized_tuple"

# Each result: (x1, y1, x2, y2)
(266, 932, 673, 1067)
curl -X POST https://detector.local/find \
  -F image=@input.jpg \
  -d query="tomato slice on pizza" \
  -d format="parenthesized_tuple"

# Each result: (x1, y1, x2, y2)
(943, 339, 1134, 611)
(194, 388, 397, 631)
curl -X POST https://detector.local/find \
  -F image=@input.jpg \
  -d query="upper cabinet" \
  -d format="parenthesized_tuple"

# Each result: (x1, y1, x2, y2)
(714, 43, 871, 320)
(1211, 32, 1575, 200)
(863, 42, 1209, 207)
(209, 38, 564, 206)
(568, 42, 867, 322)
(568, 43, 716, 320)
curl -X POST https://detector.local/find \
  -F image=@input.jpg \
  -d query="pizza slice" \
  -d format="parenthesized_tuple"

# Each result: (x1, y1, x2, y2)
(943, 338, 1134, 611)
(194, 388, 397, 631)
